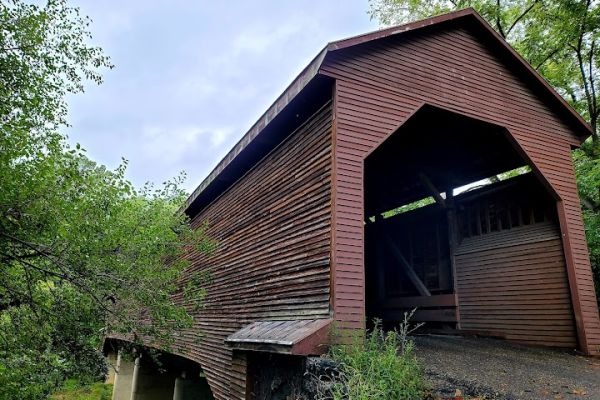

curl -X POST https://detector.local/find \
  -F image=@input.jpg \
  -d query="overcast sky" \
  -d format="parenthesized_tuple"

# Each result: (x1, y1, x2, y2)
(65, 1, 378, 192)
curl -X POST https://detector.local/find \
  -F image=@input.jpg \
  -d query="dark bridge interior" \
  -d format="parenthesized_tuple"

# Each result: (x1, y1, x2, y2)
(364, 105, 526, 217)
(364, 105, 557, 328)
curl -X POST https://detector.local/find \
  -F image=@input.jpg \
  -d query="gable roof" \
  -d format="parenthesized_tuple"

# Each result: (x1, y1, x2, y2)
(183, 8, 592, 217)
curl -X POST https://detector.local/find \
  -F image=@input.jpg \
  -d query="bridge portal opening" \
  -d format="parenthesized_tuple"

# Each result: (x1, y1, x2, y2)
(363, 105, 566, 338)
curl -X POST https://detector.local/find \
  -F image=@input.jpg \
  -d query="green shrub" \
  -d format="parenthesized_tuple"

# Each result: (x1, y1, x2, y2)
(50, 379, 112, 400)
(324, 317, 425, 400)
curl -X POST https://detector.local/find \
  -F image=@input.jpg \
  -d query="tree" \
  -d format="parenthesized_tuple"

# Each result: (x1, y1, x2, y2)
(369, 0, 600, 305)
(0, 1, 211, 397)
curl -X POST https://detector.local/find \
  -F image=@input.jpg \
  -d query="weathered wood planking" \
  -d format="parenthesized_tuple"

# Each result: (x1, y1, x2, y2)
(455, 222, 577, 347)
(225, 319, 331, 355)
(171, 10, 600, 398)
(177, 103, 333, 399)
(320, 19, 600, 353)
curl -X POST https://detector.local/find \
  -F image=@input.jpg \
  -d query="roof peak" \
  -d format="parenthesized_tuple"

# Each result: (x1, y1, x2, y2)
(183, 8, 591, 217)
(327, 8, 477, 51)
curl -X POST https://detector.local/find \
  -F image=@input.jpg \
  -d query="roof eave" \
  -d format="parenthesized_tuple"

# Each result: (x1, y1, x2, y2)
(183, 8, 593, 216)
(225, 319, 331, 356)
(465, 10, 593, 141)
(181, 47, 329, 214)
(325, 8, 592, 140)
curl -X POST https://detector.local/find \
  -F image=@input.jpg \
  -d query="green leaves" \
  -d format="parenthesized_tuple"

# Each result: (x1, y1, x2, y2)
(0, 0, 112, 136)
(0, 1, 211, 398)
(574, 145, 600, 299)
(325, 318, 425, 400)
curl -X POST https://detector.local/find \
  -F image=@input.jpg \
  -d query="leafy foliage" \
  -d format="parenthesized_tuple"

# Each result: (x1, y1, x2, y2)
(323, 318, 425, 400)
(50, 379, 112, 400)
(0, 1, 212, 398)
(574, 146, 600, 302)
(381, 196, 436, 219)
(369, 0, 600, 304)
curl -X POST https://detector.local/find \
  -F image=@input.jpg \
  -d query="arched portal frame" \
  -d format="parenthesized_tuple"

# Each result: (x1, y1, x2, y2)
(331, 102, 589, 352)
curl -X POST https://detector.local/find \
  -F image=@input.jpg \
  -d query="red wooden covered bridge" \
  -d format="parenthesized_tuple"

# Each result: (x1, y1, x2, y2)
(107, 8, 600, 400)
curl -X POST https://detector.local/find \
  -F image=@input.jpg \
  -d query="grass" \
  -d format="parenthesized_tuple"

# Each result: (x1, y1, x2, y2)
(320, 315, 426, 400)
(50, 379, 112, 400)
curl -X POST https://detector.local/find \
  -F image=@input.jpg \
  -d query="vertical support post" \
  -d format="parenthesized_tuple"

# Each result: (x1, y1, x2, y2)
(105, 350, 118, 385)
(375, 231, 386, 309)
(173, 371, 186, 400)
(130, 355, 141, 400)
(556, 200, 591, 354)
(445, 188, 461, 329)
(112, 350, 122, 400)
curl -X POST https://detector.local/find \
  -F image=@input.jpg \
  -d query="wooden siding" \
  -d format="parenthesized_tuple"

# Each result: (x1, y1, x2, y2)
(178, 103, 333, 399)
(455, 222, 577, 347)
(322, 23, 600, 354)
(225, 319, 331, 355)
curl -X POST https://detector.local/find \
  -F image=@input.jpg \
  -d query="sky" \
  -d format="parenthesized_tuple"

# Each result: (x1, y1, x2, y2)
(66, 1, 378, 192)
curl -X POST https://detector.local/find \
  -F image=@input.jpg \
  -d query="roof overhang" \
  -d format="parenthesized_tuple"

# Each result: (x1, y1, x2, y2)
(183, 8, 592, 218)
(181, 48, 328, 216)
(225, 319, 331, 355)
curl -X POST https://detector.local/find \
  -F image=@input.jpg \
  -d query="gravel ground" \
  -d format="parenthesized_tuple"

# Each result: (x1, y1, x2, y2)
(413, 335, 600, 400)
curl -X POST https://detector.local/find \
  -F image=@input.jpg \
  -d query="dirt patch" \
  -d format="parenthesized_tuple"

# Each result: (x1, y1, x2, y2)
(414, 335, 600, 400)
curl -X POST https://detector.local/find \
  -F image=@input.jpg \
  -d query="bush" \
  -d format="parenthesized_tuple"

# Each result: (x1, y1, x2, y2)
(323, 316, 425, 400)
(50, 379, 112, 400)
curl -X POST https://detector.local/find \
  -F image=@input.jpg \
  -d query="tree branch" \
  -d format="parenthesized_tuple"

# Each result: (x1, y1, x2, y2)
(577, 45, 594, 117)
(589, 40, 597, 122)
(506, 0, 538, 37)
(1, 44, 35, 53)
(17, 250, 124, 324)
(0, 233, 125, 323)
(1, 251, 69, 281)
(534, 48, 560, 70)
(573, 0, 594, 124)
(496, 0, 506, 38)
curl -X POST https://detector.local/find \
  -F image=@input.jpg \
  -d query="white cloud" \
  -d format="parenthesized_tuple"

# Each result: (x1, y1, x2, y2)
(66, 0, 378, 192)
(140, 125, 234, 165)
(210, 128, 231, 147)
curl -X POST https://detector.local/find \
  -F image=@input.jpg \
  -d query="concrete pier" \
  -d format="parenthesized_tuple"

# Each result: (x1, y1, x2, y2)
(107, 345, 214, 400)
(112, 352, 135, 400)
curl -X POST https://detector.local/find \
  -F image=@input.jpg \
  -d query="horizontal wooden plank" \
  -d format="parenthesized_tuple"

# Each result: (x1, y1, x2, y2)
(380, 309, 458, 322)
(383, 294, 457, 308)
(177, 103, 334, 398)
(327, 14, 598, 355)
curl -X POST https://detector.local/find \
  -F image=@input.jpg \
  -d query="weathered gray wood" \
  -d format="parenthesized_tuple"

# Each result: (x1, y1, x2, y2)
(225, 319, 331, 349)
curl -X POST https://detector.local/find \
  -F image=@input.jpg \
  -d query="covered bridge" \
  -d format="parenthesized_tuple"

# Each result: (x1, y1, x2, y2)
(108, 8, 600, 400)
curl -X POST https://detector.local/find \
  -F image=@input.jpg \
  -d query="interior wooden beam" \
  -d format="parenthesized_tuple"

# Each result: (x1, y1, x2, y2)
(445, 188, 461, 328)
(418, 173, 446, 207)
(383, 293, 456, 308)
(384, 235, 431, 296)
